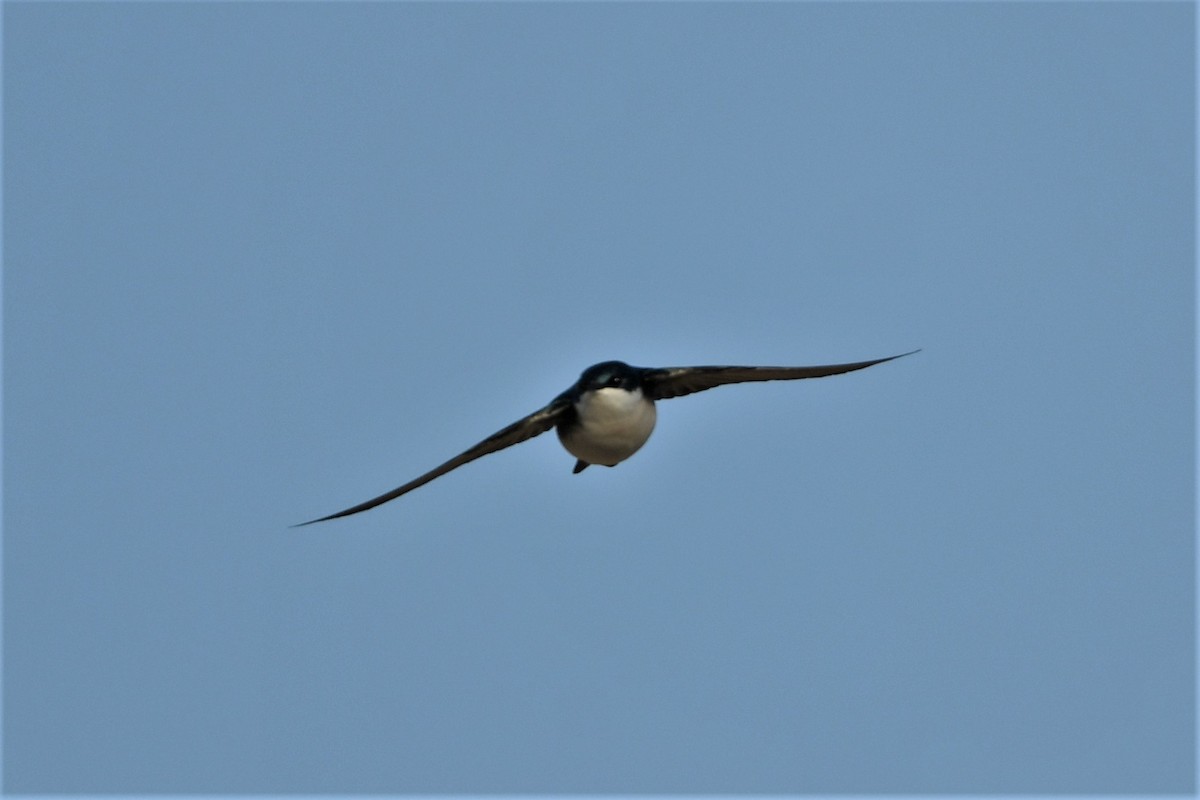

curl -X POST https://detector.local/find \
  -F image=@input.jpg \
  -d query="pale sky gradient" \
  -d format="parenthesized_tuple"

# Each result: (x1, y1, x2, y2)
(3, 2, 1194, 794)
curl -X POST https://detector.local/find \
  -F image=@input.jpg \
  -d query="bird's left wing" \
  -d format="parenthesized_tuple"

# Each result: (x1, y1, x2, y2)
(641, 350, 919, 401)
(294, 395, 572, 526)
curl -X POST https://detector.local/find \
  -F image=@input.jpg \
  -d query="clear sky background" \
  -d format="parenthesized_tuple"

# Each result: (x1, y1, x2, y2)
(3, 2, 1194, 795)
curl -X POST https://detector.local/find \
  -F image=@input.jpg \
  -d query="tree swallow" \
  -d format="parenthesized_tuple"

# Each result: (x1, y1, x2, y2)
(296, 349, 918, 525)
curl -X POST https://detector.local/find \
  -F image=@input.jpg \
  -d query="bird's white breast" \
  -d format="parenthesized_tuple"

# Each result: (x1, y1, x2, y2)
(558, 387, 657, 467)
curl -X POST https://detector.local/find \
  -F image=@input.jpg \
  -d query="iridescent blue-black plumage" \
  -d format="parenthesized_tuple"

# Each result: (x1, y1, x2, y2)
(295, 350, 917, 525)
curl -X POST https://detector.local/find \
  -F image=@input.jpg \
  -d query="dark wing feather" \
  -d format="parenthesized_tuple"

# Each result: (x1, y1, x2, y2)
(294, 396, 572, 526)
(642, 350, 919, 401)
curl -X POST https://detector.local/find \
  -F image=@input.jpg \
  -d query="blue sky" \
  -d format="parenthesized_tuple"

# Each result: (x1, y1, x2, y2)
(3, 1, 1194, 795)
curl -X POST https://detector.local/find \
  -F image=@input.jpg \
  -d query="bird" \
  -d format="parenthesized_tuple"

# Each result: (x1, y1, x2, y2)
(295, 349, 918, 525)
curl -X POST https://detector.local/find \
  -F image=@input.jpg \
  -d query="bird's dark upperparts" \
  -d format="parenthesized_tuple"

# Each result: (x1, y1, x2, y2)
(294, 349, 919, 525)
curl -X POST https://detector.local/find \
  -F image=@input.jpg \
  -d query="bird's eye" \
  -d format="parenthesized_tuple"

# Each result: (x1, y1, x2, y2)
(609, 376, 622, 386)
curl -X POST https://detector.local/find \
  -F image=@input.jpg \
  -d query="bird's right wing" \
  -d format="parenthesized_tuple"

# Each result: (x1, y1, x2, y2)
(294, 395, 572, 526)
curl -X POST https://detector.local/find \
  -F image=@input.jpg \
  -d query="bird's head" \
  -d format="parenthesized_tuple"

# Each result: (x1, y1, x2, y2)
(578, 360, 642, 392)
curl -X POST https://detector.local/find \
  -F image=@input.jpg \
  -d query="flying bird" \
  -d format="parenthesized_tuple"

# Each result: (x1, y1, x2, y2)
(295, 350, 918, 525)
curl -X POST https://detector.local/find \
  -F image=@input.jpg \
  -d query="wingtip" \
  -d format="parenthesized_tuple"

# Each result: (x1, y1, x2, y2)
(880, 348, 921, 363)
(289, 512, 341, 528)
